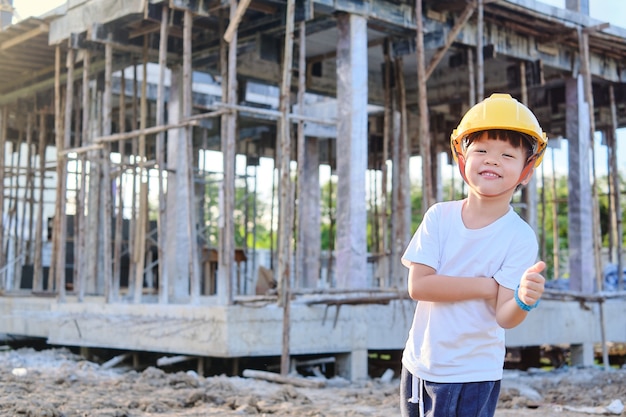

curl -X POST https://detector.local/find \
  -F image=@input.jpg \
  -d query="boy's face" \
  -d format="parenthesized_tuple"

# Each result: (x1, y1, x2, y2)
(463, 132, 531, 197)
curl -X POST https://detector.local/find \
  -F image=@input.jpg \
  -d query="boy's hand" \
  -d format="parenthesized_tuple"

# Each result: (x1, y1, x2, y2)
(517, 261, 546, 306)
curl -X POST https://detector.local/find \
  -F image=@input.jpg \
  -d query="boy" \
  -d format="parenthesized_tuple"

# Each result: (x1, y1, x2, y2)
(400, 93, 547, 417)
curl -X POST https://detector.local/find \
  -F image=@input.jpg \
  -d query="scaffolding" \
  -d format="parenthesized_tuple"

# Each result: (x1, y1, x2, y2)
(1, 0, 626, 377)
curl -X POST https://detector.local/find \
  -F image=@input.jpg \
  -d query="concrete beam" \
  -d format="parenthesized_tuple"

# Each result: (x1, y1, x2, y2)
(49, 0, 145, 45)
(1, 296, 625, 379)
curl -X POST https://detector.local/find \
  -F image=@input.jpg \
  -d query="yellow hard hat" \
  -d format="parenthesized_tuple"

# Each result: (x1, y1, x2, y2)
(450, 93, 547, 168)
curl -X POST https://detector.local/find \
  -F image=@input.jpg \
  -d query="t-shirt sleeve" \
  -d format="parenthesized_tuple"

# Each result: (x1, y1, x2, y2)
(492, 227, 539, 290)
(401, 204, 441, 271)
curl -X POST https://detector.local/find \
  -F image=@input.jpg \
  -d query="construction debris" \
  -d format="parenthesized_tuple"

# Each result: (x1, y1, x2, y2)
(558, 399, 624, 415)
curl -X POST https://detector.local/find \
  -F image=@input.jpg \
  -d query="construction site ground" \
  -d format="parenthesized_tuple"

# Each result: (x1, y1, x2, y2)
(0, 346, 624, 417)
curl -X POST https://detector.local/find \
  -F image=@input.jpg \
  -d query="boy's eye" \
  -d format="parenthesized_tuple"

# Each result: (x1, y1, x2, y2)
(503, 153, 513, 158)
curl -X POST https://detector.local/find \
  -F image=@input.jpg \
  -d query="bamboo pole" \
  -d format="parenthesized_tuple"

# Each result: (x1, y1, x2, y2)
(53, 44, 67, 301)
(102, 37, 114, 302)
(476, 0, 484, 101)
(10, 114, 24, 291)
(33, 110, 46, 292)
(133, 37, 149, 304)
(128, 62, 139, 297)
(183, 9, 200, 303)
(113, 74, 126, 298)
(468, 47, 475, 107)
(23, 112, 35, 268)
(551, 149, 560, 279)
(425, 1, 476, 80)
(220, 5, 237, 305)
(58, 103, 319, 156)
(520, 61, 538, 229)
(0, 106, 6, 290)
(156, 3, 169, 304)
(607, 130, 616, 265)
(278, 0, 296, 377)
(78, 48, 89, 301)
(415, 0, 434, 209)
(609, 85, 623, 291)
(295, 21, 306, 289)
(380, 40, 392, 287)
(223, 0, 252, 43)
(540, 155, 547, 266)
(395, 55, 410, 265)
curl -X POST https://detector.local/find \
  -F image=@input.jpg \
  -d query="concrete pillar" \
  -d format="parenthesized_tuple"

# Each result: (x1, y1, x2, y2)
(335, 305, 369, 381)
(165, 66, 191, 301)
(571, 342, 595, 367)
(86, 83, 102, 295)
(298, 138, 321, 288)
(336, 349, 369, 382)
(566, 76, 595, 294)
(334, 13, 368, 289)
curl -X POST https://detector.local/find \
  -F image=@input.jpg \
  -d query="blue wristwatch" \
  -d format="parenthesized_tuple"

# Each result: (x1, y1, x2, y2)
(514, 285, 540, 311)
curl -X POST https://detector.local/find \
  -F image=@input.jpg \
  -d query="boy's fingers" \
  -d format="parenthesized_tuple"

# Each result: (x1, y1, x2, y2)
(527, 261, 546, 274)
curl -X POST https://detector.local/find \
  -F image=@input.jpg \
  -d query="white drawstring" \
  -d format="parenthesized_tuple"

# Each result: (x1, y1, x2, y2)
(407, 374, 425, 417)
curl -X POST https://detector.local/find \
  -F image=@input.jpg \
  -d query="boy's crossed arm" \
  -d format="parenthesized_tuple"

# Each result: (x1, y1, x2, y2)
(407, 263, 499, 303)
(407, 261, 546, 329)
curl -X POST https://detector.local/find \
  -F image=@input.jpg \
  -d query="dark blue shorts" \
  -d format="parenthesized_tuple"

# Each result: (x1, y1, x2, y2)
(400, 366, 501, 417)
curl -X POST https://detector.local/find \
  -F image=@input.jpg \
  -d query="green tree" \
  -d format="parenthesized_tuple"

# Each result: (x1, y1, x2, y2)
(320, 178, 336, 251)
(200, 173, 272, 250)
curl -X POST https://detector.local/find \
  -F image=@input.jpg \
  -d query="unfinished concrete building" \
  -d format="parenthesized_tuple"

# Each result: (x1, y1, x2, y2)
(1, 0, 625, 380)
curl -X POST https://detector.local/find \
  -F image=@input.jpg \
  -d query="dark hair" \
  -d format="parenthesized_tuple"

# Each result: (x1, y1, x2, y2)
(462, 129, 535, 161)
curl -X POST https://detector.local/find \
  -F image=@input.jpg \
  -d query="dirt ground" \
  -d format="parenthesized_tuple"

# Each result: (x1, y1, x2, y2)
(0, 347, 624, 417)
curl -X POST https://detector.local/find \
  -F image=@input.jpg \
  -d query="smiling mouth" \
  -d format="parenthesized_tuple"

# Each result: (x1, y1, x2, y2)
(479, 171, 501, 178)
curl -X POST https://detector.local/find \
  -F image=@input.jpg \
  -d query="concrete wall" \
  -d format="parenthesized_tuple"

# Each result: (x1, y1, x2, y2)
(1, 297, 624, 379)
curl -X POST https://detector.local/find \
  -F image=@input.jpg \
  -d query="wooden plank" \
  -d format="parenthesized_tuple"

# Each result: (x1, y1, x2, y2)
(101, 353, 131, 369)
(156, 355, 194, 367)
(425, 2, 475, 80)
(242, 369, 326, 388)
(0, 23, 48, 51)
(223, 0, 253, 43)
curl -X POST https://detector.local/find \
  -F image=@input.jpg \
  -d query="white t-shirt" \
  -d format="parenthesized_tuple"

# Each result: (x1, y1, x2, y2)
(401, 199, 538, 383)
